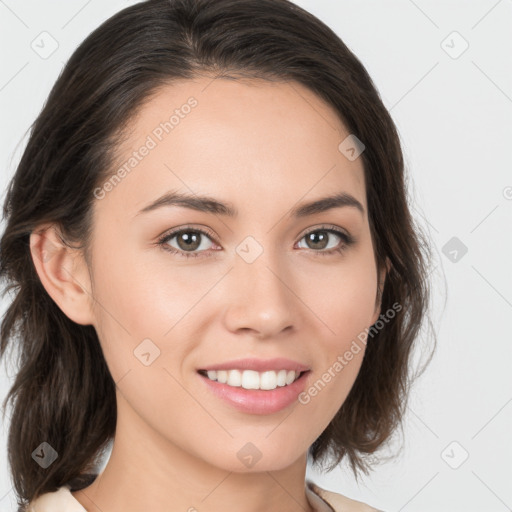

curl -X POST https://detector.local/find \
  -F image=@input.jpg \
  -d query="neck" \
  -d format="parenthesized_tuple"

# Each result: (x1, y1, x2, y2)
(71, 393, 315, 512)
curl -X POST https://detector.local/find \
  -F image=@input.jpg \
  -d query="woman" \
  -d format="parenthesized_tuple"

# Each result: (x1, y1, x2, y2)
(0, 0, 433, 511)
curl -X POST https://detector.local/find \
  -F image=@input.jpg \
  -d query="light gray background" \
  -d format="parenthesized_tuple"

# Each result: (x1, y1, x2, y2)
(0, 1, 511, 511)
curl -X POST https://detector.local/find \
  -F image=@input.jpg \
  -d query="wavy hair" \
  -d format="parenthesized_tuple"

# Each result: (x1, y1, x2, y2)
(0, 0, 434, 509)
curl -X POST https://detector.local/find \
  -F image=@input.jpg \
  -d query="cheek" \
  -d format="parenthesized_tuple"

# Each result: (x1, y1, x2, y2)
(297, 317, 368, 431)
(91, 232, 189, 332)
(299, 254, 378, 344)
(88, 236, 215, 385)
(294, 253, 377, 415)
(88, 256, 202, 446)
(328, 275, 377, 340)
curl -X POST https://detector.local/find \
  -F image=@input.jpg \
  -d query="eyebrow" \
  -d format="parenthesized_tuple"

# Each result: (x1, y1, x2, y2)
(134, 190, 365, 218)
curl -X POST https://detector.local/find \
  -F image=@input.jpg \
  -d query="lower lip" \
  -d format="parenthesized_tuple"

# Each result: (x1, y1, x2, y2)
(198, 371, 310, 415)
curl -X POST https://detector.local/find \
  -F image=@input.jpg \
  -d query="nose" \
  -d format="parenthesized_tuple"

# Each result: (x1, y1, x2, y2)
(221, 248, 300, 339)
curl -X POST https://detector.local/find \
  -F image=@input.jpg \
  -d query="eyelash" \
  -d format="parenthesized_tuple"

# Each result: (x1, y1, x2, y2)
(156, 224, 355, 259)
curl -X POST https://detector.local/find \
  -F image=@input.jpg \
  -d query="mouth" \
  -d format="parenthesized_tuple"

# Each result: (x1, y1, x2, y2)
(197, 367, 311, 414)
(197, 368, 309, 391)
(196, 357, 312, 414)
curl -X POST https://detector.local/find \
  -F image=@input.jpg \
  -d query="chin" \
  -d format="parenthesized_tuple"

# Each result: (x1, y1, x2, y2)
(198, 438, 308, 473)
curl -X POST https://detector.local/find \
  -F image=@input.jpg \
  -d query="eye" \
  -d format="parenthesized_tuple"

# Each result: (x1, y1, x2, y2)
(157, 226, 218, 259)
(296, 225, 354, 256)
(156, 224, 355, 259)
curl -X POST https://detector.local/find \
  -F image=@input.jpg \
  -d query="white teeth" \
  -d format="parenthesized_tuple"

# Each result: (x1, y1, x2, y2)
(241, 370, 260, 389)
(227, 369, 242, 387)
(276, 369, 287, 386)
(260, 371, 277, 390)
(203, 369, 301, 390)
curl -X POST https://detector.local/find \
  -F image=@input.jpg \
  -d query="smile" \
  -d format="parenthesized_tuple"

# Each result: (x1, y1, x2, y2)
(198, 369, 303, 390)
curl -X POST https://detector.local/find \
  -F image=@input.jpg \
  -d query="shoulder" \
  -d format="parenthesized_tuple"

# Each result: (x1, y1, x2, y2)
(306, 480, 385, 512)
(25, 485, 86, 512)
(27, 478, 384, 512)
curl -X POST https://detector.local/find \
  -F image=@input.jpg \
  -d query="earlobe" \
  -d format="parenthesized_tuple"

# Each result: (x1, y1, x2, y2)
(29, 224, 95, 326)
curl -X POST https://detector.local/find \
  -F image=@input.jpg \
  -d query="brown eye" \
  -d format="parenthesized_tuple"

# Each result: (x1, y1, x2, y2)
(296, 226, 354, 256)
(174, 231, 203, 251)
(157, 227, 217, 258)
(304, 230, 330, 250)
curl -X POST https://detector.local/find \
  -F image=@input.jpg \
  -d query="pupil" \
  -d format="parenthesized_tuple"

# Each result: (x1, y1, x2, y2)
(179, 232, 200, 250)
(308, 231, 327, 249)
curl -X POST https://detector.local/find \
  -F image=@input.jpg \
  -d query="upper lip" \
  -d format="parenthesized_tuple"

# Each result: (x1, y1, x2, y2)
(199, 357, 310, 373)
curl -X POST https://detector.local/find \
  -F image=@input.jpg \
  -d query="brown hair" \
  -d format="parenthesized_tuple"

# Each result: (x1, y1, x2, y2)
(0, 0, 434, 509)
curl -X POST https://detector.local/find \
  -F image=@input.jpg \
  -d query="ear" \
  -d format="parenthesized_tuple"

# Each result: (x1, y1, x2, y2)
(29, 223, 95, 326)
(370, 256, 391, 325)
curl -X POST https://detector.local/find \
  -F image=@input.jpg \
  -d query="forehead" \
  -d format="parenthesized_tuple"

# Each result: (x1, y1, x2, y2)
(98, 77, 367, 221)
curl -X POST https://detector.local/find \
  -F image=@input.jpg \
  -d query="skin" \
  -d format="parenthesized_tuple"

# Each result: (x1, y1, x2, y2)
(30, 76, 387, 512)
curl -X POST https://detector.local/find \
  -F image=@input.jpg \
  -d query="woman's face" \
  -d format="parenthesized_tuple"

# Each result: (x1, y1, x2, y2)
(86, 77, 384, 472)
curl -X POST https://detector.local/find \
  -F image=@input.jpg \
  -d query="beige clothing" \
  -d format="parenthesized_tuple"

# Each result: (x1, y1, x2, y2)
(26, 480, 383, 512)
